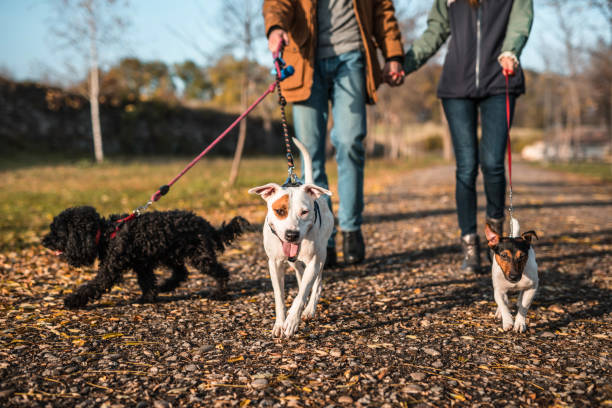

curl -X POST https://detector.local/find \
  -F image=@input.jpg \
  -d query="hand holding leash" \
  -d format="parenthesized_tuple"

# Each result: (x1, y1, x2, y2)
(499, 56, 515, 76)
(268, 28, 289, 53)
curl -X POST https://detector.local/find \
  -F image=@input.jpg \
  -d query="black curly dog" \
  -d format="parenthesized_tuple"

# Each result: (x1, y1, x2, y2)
(42, 206, 249, 308)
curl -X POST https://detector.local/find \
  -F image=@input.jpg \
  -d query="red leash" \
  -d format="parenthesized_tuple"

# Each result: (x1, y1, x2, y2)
(503, 68, 515, 231)
(110, 42, 293, 238)
(109, 86, 276, 237)
(504, 70, 512, 191)
(149, 82, 278, 202)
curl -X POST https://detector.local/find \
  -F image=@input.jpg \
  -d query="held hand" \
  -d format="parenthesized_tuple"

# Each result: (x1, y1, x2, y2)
(499, 56, 516, 76)
(268, 28, 289, 53)
(383, 60, 405, 87)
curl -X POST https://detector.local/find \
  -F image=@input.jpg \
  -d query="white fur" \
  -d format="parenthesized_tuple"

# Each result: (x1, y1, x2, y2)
(249, 138, 334, 337)
(491, 219, 539, 332)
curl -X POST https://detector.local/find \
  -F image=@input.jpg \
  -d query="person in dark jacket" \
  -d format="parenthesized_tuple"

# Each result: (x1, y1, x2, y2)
(403, 0, 533, 273)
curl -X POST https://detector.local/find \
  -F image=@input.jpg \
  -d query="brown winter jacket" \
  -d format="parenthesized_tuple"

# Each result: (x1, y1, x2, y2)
(263, 0, 404, 104)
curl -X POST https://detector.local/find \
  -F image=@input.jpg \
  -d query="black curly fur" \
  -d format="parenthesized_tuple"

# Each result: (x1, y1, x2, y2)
(42, 206, 249, 308)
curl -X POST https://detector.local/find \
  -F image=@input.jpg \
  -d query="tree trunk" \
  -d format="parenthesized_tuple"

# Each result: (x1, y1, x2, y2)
(609, 81, 612, 143)
(89, 8, 104, 164)
(228, 72, 249, 186)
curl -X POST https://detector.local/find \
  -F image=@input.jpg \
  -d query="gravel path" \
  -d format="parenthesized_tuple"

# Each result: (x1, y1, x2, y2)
(1, 163, 610, 407)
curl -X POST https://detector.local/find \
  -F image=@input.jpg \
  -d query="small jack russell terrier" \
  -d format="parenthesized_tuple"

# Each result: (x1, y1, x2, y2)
(249, 138, 334, 337)
(485, 218, 539, 332)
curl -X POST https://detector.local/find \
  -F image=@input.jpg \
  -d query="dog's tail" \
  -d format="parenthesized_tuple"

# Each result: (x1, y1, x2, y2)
(217, 216, 250, 248)
(509, 216, 520, 238)
(292, 137, 313, 184)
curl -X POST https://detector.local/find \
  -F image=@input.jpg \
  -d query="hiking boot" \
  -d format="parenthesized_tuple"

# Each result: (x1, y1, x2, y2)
(342, 230, 365, 265)
(486, 216, 504, 263)
(325, 247, 337, 268)
(461, 233, 482, 274)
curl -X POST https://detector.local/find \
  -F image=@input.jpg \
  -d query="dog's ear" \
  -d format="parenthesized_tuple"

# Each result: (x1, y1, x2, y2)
(521, 230, 538, 243)
(484, 223, 500, 247)
(248, 183, 281, 200)
(301, 184, 331, 199)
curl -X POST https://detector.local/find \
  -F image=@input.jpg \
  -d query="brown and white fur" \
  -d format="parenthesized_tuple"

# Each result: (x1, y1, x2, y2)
(485, 218, 539, 332)
(249, 138, 334, 337)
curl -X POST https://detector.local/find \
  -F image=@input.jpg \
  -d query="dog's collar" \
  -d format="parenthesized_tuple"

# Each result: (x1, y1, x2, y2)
(95, 229, 101, 246)
(266, 219, 282, 242)
(313, 201, 321, 227)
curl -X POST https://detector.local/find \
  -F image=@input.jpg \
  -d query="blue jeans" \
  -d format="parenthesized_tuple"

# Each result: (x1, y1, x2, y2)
(442, 94, 516, 236)
(293, 50, 367, 247)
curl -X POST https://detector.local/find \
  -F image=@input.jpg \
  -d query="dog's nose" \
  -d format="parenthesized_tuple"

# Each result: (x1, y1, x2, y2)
(284, 230, 299, 242)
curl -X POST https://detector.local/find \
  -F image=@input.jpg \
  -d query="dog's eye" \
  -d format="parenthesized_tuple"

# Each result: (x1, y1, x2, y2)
(275, 209, 286, 217)
(300, 210, 309, 217)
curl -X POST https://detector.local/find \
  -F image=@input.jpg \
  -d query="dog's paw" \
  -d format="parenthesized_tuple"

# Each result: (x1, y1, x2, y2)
(502, 319, 514, 331)
(210, 279, 229, 300)
(211, 291, 230, 301)
(272, 322, 284, 338)
(494, 307, 502, 320)
(137, 292, 158, 304)
(282, 314, 301, 337)
(64, 293, 87, 309)
(513, 317, 527, 333)
(157, 280, 177, 293)
(301, 305, 316, 321)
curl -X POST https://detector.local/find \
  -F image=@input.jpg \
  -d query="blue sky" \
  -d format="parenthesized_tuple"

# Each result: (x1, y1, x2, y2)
(0, 0, 608, 83)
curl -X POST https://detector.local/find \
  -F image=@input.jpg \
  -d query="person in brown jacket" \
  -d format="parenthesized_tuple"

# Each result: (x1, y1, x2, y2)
(263, 0, 404, 265)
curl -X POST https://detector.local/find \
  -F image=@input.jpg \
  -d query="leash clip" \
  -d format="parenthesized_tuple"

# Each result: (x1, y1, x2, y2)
(134, 200, 153, 216)
(282, 166, 301, 187)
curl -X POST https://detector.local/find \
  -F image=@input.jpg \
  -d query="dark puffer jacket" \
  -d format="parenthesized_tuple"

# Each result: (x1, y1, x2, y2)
(404, 0, 533, 98)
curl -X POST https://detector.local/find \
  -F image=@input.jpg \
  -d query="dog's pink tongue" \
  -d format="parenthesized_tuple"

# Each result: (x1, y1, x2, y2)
(282, 242, 299, 258)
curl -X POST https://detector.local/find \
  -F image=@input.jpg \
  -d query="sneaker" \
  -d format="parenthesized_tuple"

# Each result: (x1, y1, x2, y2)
(342, 230, 365, 265)
(460, 233, 482, 274)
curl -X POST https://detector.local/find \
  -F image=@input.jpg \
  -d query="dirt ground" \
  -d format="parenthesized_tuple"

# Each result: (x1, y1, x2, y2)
(1, 163, 610, 407)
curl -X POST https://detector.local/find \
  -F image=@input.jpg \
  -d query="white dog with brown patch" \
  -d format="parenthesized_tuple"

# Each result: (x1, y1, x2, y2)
(249, 139, 334, 337)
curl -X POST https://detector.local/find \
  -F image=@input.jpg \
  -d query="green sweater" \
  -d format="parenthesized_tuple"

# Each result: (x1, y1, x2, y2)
(406, 0, 533, 73)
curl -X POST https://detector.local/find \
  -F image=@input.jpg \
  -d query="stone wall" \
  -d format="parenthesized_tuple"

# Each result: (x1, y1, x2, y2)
(0, 77, 283, 157)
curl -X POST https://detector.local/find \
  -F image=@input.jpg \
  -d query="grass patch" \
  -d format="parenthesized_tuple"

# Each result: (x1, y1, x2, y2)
(1, 155, 443, 252)
(529, 161, 612, 182)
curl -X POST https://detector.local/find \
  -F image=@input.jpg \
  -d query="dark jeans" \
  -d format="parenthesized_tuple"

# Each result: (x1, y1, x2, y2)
(293, 50, 367, 247)
(442, 94, 516, 236)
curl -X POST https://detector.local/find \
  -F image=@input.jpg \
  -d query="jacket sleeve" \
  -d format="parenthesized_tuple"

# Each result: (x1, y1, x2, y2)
(373, 0, 404, 60)
(262, 0, 294, 37)
(500, 0, 534, 60)
(404, 0, 450, 74)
